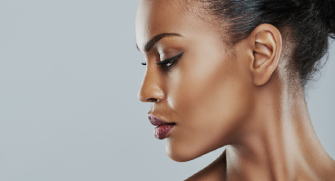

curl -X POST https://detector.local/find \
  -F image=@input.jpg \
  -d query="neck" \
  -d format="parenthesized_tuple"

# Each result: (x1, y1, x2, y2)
(225, 76, 335, 181)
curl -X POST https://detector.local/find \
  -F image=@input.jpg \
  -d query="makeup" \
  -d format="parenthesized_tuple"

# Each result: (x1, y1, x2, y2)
(148, 115, 175, 139)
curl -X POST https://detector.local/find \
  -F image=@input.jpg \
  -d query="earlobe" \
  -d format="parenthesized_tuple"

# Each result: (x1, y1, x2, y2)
(250, 24, 282, 86)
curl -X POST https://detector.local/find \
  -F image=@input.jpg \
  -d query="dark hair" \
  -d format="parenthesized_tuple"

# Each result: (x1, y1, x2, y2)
(200, 0, 335, 86)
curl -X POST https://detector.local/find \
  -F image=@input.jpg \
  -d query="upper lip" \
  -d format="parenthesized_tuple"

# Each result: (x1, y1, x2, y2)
(148, 114, 175, 126)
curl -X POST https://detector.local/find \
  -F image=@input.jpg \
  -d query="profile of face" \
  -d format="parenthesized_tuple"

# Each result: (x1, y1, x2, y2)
(135, 0, 256, 162)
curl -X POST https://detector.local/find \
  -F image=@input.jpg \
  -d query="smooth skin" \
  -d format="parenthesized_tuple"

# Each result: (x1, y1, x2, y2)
(135, 0, 335, 180)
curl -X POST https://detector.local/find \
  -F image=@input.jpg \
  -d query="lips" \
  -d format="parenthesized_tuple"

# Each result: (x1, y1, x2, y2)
(148, 115, 175, 139)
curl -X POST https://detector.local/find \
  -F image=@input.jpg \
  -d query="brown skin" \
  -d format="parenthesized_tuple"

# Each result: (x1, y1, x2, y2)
(135, 0, 335, 180)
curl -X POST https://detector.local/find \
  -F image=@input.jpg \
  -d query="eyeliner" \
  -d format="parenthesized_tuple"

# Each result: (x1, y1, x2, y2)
(156, 52, 184, 65)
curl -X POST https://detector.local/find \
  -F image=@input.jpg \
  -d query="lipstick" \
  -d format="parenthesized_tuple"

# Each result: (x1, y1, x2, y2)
(148, 115, 175, 140)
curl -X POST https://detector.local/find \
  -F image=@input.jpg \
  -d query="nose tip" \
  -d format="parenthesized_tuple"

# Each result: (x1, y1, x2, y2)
(137, 90, 148, 102)
(137, 65, 165, 103)
(137, 86, 163, 103)
(137, 76, 165, 103)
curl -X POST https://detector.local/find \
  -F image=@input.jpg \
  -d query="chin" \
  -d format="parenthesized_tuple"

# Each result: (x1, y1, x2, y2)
(166, 148, 196, 162)
(165, 138, 213, 162)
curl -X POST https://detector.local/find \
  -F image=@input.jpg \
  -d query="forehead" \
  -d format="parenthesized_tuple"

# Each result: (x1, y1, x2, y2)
(135, 0, 215, 50)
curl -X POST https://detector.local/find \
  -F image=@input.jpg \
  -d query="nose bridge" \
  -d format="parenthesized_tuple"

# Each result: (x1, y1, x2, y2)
(138, 66, 165, 102)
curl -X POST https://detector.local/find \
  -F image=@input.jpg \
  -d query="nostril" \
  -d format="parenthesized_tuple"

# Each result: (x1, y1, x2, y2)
(147, 98, 158, 102)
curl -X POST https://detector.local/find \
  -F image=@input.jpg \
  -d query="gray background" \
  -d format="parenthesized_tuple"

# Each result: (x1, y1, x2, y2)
(0, 0, 334, 181)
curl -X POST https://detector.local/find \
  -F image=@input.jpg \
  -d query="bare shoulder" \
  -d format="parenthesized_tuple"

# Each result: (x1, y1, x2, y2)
(185, 150, 227, 181)
(330, 160, 335, 179)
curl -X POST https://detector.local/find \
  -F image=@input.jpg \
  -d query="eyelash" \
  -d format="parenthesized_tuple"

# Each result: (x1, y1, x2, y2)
(141, 52, 184, 69)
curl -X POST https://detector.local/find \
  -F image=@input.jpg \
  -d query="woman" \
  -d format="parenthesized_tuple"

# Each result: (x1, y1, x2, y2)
(135, 0, 335, 180)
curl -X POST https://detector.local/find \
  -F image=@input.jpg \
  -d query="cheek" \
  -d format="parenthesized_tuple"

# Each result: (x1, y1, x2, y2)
(169, 52, 251, 124)
(165, 52, 253, 161)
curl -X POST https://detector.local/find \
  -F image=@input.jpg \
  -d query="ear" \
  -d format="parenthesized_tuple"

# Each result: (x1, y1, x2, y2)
(247, 24, 282, 86)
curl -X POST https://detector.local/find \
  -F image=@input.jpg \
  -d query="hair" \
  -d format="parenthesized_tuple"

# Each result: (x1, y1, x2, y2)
(198, 0, 335, 87)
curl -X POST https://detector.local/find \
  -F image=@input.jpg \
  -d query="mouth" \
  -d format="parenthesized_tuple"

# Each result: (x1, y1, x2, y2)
(148, 114, 176, 140)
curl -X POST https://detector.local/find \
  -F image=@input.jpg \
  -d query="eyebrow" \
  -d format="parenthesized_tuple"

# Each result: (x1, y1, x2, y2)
(137, 33, 182, 53)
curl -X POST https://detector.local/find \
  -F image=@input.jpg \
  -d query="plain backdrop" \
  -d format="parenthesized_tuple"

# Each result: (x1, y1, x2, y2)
(0, 0, 334, 181)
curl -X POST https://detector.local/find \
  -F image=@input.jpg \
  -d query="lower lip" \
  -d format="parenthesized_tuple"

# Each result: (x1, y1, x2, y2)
(154, 124, 175, 140)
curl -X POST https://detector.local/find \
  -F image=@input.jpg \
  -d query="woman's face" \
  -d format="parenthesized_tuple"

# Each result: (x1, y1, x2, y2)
(135, 0, 254, 162)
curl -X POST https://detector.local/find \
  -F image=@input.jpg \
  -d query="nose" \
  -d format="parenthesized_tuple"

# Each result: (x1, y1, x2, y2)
(137, 67, 165, 103)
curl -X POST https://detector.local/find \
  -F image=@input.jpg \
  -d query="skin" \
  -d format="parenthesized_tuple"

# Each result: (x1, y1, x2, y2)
(135, 0, 335, 180)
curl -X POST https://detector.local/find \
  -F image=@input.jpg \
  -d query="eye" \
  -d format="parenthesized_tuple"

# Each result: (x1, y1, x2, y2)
(141, 62, 146, 65)
(156, 52, 184, 69)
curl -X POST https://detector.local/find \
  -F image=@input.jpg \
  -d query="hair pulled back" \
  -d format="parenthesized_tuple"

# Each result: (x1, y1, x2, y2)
(201, 0, 335, 86)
